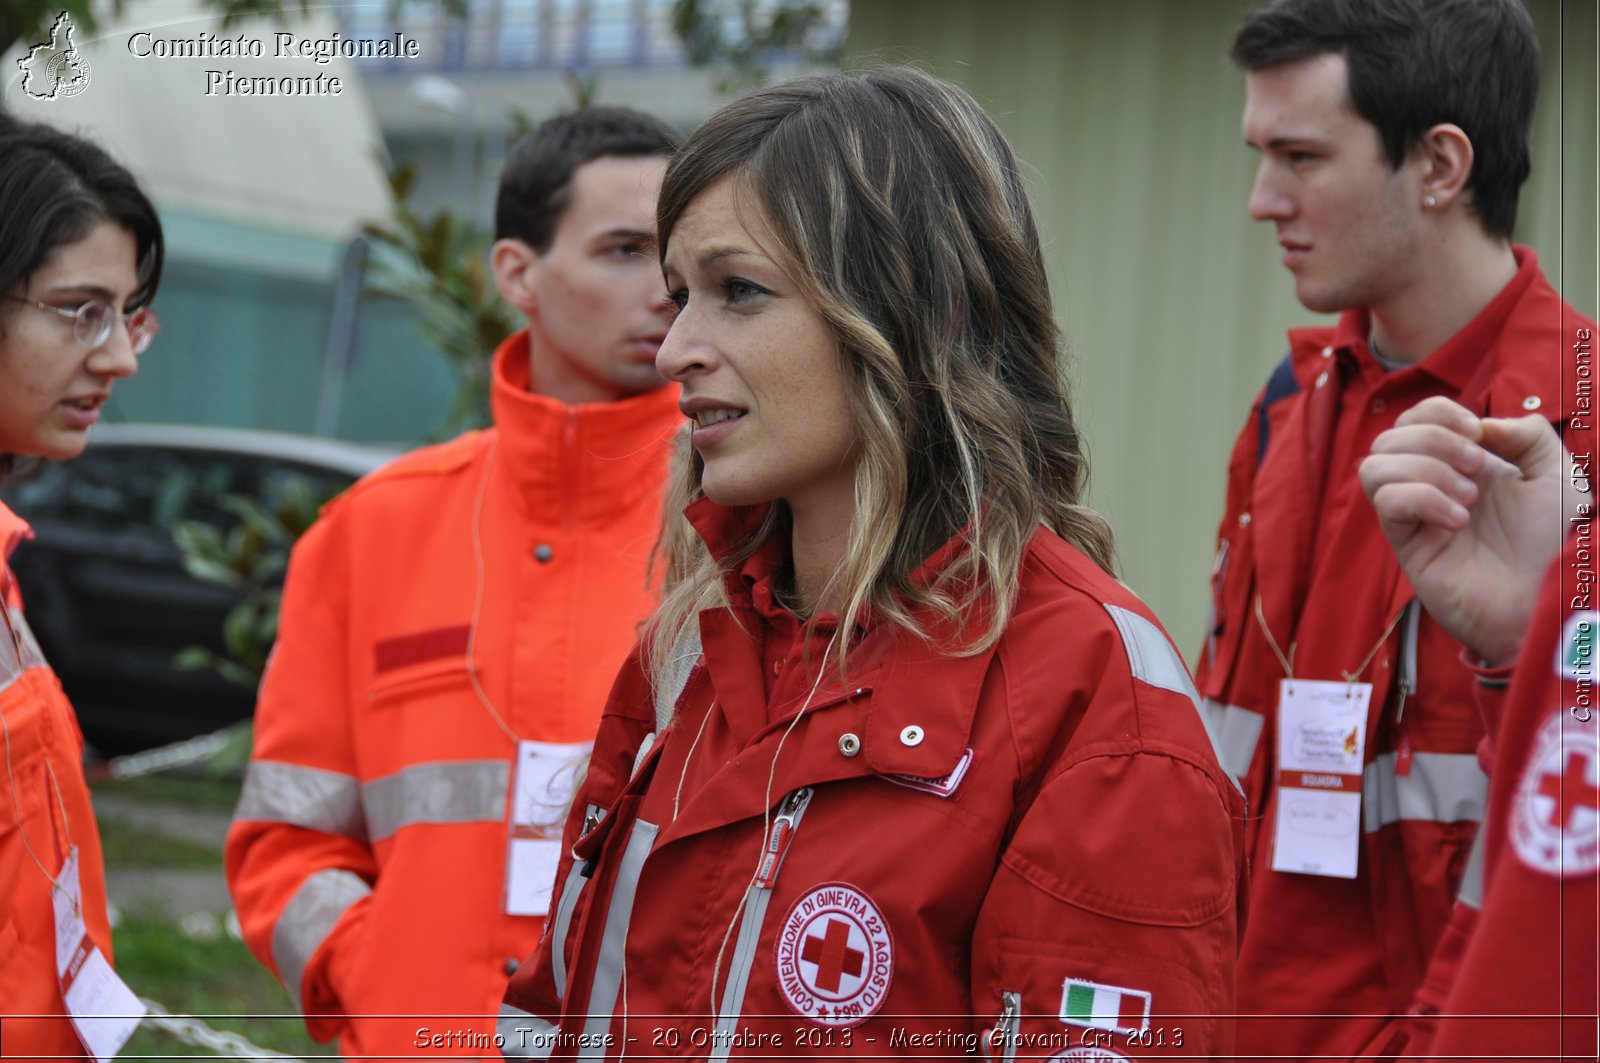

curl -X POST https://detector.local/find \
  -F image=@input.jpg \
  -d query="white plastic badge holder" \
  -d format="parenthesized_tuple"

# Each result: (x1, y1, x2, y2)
(1271, 679, 1372, 879)
(504, 740, 592, 916)
(52, 847, 145, 1061)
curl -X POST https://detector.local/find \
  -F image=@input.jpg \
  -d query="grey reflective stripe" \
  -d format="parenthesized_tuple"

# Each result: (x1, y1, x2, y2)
(498, 1003, 558, 1061)
(1199, 698, 1266, 780)
(272, 868, 370, 1012)
(1456, 823, 1487, 910)
(1363, 752, 1487, 832)
(580, 819, 659, 1058)
(0, 606, 47, 694)
(1105, 605, 1244, 795)
(550, 860, 589, 1001)
(234, 761, 367, 840)
(710, 887, 772, 1062)
(362, 759, 508, 843)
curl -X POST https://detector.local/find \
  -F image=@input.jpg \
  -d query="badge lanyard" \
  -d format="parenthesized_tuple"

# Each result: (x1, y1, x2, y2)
(466, 437, 593, 916)
(0, 603, 145, 1059)
(1255, 595, 1407, 879)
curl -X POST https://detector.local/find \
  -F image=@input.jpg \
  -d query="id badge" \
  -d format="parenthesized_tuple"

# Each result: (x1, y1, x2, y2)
(52, 847, 145, 1061)
(504, 740, 591, 916)
(1271, 679, 1372, 879)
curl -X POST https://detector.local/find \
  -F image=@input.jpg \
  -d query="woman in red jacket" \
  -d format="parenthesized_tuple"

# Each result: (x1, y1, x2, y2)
(0, 116, 163, 1058)
(502, 67, 1242, 1061)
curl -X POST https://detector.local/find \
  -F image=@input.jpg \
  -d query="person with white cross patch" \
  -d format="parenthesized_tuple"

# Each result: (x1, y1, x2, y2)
(1360, 395, 1596, 1058)
(500, 67, 1244, 1061)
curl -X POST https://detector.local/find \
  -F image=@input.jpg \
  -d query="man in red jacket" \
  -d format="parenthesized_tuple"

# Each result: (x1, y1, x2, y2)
(226, 108, 683, 1060)
(1359, 395, 1596, 1059)
(1196, 0, 1595, 1058)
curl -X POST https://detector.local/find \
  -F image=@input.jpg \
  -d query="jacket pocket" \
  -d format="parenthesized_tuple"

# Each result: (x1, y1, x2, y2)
(366, 656, 474, 707)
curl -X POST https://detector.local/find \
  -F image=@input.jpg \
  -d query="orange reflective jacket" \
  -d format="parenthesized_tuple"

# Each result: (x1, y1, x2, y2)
(0, 502, 113, 1061)
(226, 332, 681, 1059)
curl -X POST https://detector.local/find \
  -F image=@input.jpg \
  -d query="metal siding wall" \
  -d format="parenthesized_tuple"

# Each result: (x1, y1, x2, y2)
(847, 0, 1598, 655)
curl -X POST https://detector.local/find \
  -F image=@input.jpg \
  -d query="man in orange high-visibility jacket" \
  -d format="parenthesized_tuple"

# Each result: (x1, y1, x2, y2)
(226, 108, 683, 1061)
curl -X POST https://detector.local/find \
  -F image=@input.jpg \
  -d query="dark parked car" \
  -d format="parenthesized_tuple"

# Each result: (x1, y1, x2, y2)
(1, 425, 396, 755)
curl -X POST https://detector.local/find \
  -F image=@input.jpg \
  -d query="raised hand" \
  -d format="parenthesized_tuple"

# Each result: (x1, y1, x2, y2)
(1358, 396, 1578, 667)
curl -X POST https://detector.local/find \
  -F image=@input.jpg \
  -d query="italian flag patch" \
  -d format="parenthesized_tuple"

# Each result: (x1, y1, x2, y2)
(1059, 978, 1151, 1036)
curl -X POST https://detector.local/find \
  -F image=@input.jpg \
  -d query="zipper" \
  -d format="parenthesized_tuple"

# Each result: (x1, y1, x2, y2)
(562, 411, 578, 538)
(983, 991, 1020, 1060)
(754, 786, 812, 888)
(709, 787, 815, 1062)
(1393, 600, 1420, 776)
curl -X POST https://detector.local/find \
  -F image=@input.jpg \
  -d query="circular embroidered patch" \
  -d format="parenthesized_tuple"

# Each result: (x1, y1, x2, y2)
(774, 881, 893, 1027)
(1512, 712, 1600, 877)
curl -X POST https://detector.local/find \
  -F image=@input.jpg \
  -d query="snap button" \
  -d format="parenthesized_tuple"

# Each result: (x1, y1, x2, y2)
(1238, 512, 1252, 528)
(534, 543, 554, 563)
(899, 725, 924, 747)
(1320, 345, 1333, 359)
(503, 957, 520, 976)
(838, 733, 861, 757)
(773, 659, 783, 676)
(1370, 398, 1387, 414)
(1522, 395, 1542, 411)
(1315, 370, 1329, 389)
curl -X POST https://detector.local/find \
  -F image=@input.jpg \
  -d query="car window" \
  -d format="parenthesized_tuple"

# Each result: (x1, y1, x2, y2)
(49, 447, 357, 544)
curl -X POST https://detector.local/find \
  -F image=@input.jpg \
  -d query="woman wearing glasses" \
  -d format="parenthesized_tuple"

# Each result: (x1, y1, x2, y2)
(0, 115, 163, 1057)
(502, 68, 1243, 1058)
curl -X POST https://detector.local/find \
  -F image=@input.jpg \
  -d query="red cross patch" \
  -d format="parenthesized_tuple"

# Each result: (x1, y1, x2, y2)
(775, 882, 893, 1027)
(1512, 712, 1600, 877)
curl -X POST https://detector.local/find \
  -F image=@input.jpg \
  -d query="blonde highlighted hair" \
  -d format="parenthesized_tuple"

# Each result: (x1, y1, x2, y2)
(648, 67, 1115, 691)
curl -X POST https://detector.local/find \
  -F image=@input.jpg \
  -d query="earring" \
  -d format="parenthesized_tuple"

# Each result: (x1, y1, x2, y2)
(1423, 194, 1438, 208)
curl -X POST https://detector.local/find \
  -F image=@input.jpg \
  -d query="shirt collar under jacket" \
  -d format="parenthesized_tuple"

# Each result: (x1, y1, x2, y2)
(1313, 244, 1542, 396)
(488, 329, 683, 523)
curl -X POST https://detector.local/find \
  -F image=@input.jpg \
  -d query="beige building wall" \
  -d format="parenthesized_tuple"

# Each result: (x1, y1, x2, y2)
(848, 0, 1598, 654)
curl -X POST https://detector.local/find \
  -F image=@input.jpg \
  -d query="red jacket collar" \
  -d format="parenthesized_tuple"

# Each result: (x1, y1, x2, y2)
(680, 494, 995, 778)
(1287, 246, 1570, 418)
(0, 501, 32, 562)
(488, 330, 683, 523)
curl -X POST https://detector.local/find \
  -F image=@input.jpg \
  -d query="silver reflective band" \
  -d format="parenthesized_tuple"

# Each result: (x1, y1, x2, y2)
(363, 759, 509, 842)
(272, 868, 370, 1011)
(234, 761, 367, 840)
(1456, 824, 1487, 910)
(711, 886, 772, 1063)
(0, 605, 47, 693)
(1198, 698, 1265, 781)
(1105, 605, 1244, 795)
(550, 860, 589, 1001)
(580, 819, 660, 1058)
(498, 1003, 558, 1061)
(1363, 751, 1487, 832)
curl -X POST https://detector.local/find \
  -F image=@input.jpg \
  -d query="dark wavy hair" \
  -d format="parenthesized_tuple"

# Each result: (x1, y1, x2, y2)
(494, 106, 681, 252)
(1232, 0, 1541, 239)
(0, 115, 165, 476)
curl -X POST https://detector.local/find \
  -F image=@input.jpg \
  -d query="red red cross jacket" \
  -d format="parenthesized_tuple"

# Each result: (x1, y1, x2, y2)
(1425, 507, 1599, 1057)
(1193, 248, 1595, 1059)
(501, 499, 1244, 1060)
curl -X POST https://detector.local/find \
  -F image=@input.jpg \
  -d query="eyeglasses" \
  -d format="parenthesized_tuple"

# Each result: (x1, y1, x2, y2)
(4, 294, 160, 355)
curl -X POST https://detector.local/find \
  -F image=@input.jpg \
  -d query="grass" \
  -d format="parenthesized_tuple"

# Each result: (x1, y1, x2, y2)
(97, 815, 224, 869)
(86, 775, 324, 1058)
(114, 907, 325, 1060)
(91, 772, 243, 810)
